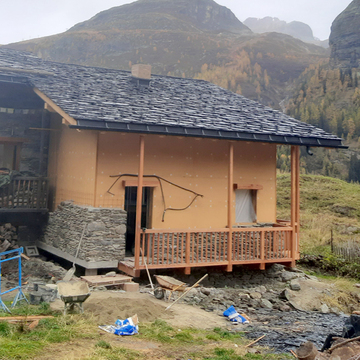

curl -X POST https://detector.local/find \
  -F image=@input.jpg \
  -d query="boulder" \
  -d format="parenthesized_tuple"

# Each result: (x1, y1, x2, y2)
(290, 279, 301, 291)
(281, 271, 298, 282)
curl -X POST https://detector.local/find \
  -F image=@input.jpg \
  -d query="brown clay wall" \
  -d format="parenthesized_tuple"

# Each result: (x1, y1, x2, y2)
(93, 132, 277, 229)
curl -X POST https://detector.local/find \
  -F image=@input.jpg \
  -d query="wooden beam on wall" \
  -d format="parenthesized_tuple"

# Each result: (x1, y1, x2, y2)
(134, 135, 145, 270)
(33, 88, 77, 126)
(227, 142, 234, 272)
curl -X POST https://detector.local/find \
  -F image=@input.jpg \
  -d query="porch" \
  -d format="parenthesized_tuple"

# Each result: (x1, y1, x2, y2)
(118, 136, 301, 277)
(119, 224, 298, 276)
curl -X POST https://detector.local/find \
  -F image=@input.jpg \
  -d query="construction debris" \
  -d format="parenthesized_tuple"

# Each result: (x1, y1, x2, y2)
(80, 274, 132, 287)
(296, 315, 360, 359)
(0, 223, 18, 252)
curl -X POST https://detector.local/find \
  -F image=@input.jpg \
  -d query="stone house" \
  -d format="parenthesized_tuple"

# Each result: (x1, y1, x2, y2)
(0, 49, 346, 275)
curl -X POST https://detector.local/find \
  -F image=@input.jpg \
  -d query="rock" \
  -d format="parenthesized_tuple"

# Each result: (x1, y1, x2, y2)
(260, 298, 273, 309)
(254, 285, 267, 294)
(305, 274, 319, 281)
(290, 279, 301, 291)
(355, 284, 360, 288)
(249, 292, 262, 300)
(330, 0, 360, 68)
(115, 224, 126, 235)
(279, 304, 291, 312)
(320, 303, 330, 314)
(281, 271, 298, 282)
(279, 289, 291, 301)
(239, 293, 251, 301)
(87, 221, 106, 232)
(288, 300, 305, 311)
(201, 287, 211, 296)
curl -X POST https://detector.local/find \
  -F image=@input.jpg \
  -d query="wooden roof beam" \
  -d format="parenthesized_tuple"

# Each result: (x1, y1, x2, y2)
(33, 87, 77, 126)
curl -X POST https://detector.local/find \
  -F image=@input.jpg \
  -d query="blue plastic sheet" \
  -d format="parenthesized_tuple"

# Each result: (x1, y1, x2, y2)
(223, 305, 249, 324)
(99, 315, 138, 336)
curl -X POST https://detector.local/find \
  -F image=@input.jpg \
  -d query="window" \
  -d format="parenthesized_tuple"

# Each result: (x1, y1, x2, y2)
(235, 189, 257, 223)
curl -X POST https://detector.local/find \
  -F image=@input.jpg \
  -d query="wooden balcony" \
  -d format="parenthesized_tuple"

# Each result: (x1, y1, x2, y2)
(118, 225, 295, 276)
(0, 177, 49, 212)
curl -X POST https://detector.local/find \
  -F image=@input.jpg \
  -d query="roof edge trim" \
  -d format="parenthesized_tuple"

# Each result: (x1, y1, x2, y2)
(69, 122, 348, 149)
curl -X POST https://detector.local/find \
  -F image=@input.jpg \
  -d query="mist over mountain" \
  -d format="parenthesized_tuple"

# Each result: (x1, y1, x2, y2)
(244, 17, 328, 48)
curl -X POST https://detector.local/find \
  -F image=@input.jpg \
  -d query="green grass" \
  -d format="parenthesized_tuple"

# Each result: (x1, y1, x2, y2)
(0, 306, 291, 360)
(0, 306, 98, 360)
(277, 173, 360, 255)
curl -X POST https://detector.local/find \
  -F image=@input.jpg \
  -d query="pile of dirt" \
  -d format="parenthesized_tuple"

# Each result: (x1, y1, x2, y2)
(84, 293, 171, 324)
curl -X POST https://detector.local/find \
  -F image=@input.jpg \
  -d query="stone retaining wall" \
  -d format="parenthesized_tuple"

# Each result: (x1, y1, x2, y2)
(41, 201, 127, 266)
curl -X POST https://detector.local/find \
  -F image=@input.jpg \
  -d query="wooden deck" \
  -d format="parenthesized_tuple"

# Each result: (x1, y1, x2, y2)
(118, 225, 296, 276)
(0, 177, 48, 212)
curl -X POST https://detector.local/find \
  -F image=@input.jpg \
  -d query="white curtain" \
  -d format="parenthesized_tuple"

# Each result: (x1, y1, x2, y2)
(235, 189, 257, 223)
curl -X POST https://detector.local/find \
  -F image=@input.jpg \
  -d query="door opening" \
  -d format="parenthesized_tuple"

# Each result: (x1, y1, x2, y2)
(124, 186, 152, 255)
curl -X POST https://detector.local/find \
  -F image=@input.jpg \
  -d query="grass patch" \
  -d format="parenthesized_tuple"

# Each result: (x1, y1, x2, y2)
(277, 173, 360, 257)
(0, 304, 99, 360)
(206, 328, 244, 342)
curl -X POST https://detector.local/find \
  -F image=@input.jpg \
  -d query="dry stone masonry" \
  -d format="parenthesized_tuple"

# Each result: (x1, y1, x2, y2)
(41, 201, 127, 266)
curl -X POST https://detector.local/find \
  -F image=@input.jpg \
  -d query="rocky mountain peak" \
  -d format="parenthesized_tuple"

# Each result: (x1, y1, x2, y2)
(329, 0, 360, 68)
(70, 0, 251, 35)
(244, 17, 315, 44)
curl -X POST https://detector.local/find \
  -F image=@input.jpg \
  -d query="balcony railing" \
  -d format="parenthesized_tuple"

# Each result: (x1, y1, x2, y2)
(0, 177, 49, 210)
(138, 226, 293, 270)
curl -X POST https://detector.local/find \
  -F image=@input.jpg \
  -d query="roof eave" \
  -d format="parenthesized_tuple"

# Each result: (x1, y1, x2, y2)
(69, 120, 348, 149)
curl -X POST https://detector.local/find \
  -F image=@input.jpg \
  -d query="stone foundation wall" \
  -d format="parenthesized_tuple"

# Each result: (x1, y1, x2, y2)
(41, 201, 127, 264)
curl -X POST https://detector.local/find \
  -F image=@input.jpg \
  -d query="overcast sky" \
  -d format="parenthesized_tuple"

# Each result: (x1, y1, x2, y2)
(0, 0, 352, 45)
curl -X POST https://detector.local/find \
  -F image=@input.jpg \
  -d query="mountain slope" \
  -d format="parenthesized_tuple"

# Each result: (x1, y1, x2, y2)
(4, 0, 327, 108)
(70, 0, 250, 34)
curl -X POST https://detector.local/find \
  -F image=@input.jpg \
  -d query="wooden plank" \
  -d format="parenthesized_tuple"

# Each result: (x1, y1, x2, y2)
(233, 184, 263, 190)
(33, 88, 77, 126)
(81, 274, 132, 286)
(295, 146, 300, 260)
(0, 137, 28, 143)
(290, 146, 297, 267)
(134, 135, 145, 270)
(0, 315, 54, 322)
(227, 143, 233, 271)
(122, 180, 159, 187)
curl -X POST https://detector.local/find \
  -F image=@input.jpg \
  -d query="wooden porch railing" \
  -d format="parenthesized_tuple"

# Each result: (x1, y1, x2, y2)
(139, 226, 294, 269)
(0, 177, 49, 210)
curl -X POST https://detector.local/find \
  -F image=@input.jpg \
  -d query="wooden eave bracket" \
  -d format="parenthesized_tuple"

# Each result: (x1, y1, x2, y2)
(233, 184, 263, 190)
(33, 87, 77, 126)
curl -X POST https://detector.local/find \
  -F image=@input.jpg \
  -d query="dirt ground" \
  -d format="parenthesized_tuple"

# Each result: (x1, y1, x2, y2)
(40, 291, 233, 360)
(51, 290, 227, 329)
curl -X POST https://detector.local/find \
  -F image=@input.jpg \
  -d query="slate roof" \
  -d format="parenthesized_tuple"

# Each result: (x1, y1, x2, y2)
(0, 48, 345, 148)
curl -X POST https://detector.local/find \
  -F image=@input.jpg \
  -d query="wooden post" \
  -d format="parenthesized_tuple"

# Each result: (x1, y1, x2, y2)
(227, 142, 234, 272)
(290, 145, 300, 267)
(295, 146, 300, 260)
(260, 230, 265, 270)
(185, 232, 191, 275)
(134, 135, 145, 270)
